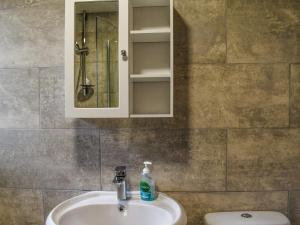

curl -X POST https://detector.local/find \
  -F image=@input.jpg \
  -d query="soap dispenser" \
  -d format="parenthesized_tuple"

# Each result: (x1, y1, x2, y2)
(140, 161, 156, 201)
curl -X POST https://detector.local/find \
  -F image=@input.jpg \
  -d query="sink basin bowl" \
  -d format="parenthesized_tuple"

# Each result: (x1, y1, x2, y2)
(46, 192, 187, 225)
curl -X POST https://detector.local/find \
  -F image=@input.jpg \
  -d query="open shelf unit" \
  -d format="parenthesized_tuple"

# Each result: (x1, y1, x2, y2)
(129, 0, 173, 117)
(65, 0, 173, 118)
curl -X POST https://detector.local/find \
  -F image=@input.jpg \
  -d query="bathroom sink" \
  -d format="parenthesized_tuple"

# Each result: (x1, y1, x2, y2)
(46, 191, 187, 225)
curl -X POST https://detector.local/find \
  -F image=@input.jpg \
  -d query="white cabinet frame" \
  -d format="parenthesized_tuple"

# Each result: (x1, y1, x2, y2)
(65, 0, 173, 118)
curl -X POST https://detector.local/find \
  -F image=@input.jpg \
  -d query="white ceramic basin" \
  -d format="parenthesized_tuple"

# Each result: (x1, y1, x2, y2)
(46, 192, 187, 225)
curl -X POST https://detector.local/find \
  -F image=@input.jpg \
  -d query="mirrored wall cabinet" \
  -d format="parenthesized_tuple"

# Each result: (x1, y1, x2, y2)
(65, 0, 173, 118)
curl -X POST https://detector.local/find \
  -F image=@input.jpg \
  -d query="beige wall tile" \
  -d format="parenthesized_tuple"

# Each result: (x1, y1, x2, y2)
(0, 188, 44, 225)
(0, 68, 39, 128)
(227, 0, 300, 63)
(43, 190, 85, 218)
(169, 191, 288, 225)
(228, 129, 300, 191)
(0, 0, 63, 10)
(174, 0, 226, 64)
(0, 0, 64, 67)
(101, 129, 226, 191)
(175, 64, 289, 128)
(0, 129, 100, 190)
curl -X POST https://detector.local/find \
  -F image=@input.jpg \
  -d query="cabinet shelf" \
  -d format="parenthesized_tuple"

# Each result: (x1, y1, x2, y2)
(130, 81, 171, 115)
(130, 74, 170, 82)
(132, 42, 170, 74)
(130, 29, 170, 42)
(132, 0, 170, 7)
(130, 113, 172, 118)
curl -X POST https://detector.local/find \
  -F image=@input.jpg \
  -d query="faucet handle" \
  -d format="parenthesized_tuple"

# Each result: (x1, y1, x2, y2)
(114, 166, 126, 177)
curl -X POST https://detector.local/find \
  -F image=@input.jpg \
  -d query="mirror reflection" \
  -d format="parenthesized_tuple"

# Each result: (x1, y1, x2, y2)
(74, 1, 119, 108)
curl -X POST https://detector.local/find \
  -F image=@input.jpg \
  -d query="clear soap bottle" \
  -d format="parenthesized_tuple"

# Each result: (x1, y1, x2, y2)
(140, 161, 156, 201)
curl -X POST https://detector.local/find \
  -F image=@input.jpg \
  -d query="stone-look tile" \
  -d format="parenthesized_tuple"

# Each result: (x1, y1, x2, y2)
(0, 129, 100, 190)
(39, 67, 97, 128)
(43, 190, 85, 218)
(227, 0, 300, 63)
(41, 95, 133, 129)
(0, 68, 39, 128)
(169, 191, 288, 225)
(39, 67, 65, 97)
(228, 129, 300, 191)
(0, 0, 63, 10)
(101, 129, 226, 191)
(41, 94, 100, 129)
(174, 0, 226, 64)
(289, 191, 300, 225)
(0, 188, 44, 225)
(0, 0, 64, 67)
(175, 64, 289, 128)
(291, 64, 300, 127)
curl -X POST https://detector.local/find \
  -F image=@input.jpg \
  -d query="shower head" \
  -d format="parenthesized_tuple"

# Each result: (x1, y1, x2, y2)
(77, 84, 94, 102)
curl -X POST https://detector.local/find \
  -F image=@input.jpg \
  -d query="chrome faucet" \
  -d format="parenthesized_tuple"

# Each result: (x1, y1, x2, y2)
(113, 166, 127, 201)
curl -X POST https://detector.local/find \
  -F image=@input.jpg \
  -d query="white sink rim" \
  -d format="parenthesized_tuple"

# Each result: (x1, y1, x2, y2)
(46, 191, 187, 225)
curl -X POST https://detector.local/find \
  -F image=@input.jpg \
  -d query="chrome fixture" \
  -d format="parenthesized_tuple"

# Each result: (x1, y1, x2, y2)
(106, 39, 111, 107)
(113, 166, 127, 201)
(241, 213, 253, 218)
(121, 49, 127, 61)
(75, 10, 94, 102)
(96, 16, 118, 108)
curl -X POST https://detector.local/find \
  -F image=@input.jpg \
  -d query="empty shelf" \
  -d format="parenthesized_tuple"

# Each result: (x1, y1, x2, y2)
(130, 114, 172, 118)
(131, 81, 170, 115)
(130, 29, 170, 42)
(132, 42, 170, 74)
(130, 74, 170, 82)
(132, 0, 170, 7)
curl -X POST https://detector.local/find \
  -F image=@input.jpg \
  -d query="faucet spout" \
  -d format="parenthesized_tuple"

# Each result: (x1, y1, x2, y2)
(113, 166, 127, 201)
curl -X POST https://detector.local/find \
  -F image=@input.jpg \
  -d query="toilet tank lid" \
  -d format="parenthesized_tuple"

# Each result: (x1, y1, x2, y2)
(204, 211, 290, 225)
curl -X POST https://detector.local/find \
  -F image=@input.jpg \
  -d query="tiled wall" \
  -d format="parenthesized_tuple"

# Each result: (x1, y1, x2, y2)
(0, 0, 299, 225)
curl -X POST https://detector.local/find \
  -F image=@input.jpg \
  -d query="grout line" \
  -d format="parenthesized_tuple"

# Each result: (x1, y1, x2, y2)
(99, 129, 102, 190)
(38, 67, 41, 129)
(0, 186, 99, 192)
(0, 65, 64, 71)
(225, 0, 228, 64)
(225, 129, 228, 191)
(0, 63, 298, 72)
(163, 190, 292, 194)
(174, 62, 300, 66)
(287, 191, 290, 218)
(0, 128, 100, 131)
(0, 63, 299, 71)
(41, 190, 46, 223)
(288, 64, 292, 128)
(0, 127, 299, 131)
(0, 186, 296, 193)
(216, 127, 296, 130)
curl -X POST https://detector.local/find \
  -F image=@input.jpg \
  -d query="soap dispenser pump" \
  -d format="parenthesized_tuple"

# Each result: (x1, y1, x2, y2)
(140, 161, 156, 201)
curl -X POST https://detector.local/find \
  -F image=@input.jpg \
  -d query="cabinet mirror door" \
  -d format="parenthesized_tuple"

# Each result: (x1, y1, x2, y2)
(74, 1, 119, 109)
